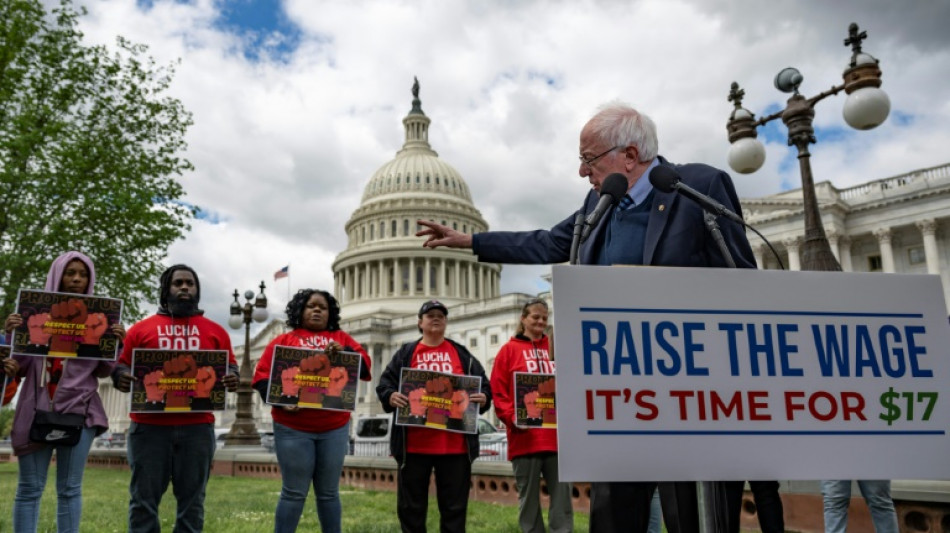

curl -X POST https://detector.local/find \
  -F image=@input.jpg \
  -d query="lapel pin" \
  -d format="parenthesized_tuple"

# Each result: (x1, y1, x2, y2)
(658, 204, 665, 211)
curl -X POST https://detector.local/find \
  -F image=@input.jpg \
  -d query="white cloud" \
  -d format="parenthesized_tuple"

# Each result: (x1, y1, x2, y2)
(70, 0, 950, 343)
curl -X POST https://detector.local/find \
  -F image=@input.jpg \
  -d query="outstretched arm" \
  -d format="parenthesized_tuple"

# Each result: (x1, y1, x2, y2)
(417, 220, 473, 249)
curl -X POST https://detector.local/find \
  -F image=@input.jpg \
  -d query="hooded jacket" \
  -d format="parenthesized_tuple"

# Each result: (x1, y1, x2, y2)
(11, 251, 112, 456)
(489, 334, 558, 460)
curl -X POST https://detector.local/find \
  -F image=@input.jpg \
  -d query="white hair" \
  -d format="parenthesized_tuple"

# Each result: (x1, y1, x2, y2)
(587, 101, 658, 162)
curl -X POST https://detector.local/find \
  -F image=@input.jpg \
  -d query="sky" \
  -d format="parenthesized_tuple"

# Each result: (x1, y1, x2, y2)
(63, 0, 950, 344)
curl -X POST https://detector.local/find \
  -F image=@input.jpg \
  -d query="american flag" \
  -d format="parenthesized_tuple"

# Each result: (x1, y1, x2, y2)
(273, 265, 289, 281)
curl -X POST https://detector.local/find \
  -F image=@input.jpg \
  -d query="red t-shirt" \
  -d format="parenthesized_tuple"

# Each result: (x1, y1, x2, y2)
(406, 340, 467, 455)
(2, 378, 17, 406)
(119, 314, 237, 426)
(252, 329, 371, 434)
(45, 358, 63, 400)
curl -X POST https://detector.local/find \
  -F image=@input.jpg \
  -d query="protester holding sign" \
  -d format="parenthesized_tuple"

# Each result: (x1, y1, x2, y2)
(111, 264, 239, 533)
(490, 299, 574, 533)
(376, 300, 492, 533)
(2, 251, 125, 533)
(251, 288, 372, 533)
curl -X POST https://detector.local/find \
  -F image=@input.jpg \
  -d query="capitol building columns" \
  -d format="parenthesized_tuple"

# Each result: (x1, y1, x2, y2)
(741, 164, 950, 299)
(836, 235, 853, 272)
(783, 237, 802, 271)
(917, 219, 940, 275)
(331, 257, 505, 304)
(874, 227, 895, 273)
(825, 231, 841, 261)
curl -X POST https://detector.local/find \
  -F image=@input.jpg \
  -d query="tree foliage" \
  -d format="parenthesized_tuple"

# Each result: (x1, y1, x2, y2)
(0, 405, 12, 438)
(0, 0, 195, 321)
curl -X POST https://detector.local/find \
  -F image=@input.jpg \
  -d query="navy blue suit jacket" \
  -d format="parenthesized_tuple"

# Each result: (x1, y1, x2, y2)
(472, 158, 756, 268)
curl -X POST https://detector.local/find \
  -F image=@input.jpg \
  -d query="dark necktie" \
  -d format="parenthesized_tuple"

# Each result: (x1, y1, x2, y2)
(618, 194, 634, 210)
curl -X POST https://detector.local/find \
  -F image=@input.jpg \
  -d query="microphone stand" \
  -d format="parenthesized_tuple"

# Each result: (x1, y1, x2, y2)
(698, 211, 735, 533)
(569, 213, 585, 265)
(703, 212, 736, 269)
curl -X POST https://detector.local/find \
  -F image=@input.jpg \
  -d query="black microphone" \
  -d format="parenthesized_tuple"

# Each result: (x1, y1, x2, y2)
(580, 173, 628, 243)
(649, 166, 746, 226)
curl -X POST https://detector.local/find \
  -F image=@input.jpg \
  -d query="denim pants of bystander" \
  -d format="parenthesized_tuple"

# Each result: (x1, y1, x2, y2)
(127, 422, 215, 533)
(272, 421, 350, 533)
(13, 426, 96, 533)
(821, 479, 898, 533)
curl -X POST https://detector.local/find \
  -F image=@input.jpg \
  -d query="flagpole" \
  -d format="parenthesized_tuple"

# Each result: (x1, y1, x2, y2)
(286, 263, 291, 303)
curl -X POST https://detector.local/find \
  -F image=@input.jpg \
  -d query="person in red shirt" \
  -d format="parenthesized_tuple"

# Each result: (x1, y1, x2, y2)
(376, 300, 492, 533)
(112, 264, 239, 533)
(252, 288, 372, 533)
(491, 299, 573, 532)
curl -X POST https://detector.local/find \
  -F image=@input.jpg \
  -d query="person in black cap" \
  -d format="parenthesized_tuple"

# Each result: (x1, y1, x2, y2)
(376, 299, 492, 533)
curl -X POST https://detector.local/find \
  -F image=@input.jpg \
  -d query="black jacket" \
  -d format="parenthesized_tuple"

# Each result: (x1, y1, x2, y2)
(376, 338, 492, 464)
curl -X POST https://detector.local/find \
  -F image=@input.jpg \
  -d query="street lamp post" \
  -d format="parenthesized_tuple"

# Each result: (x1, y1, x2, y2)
(224, 281, 268, 446)
(725, 22, 890, 271)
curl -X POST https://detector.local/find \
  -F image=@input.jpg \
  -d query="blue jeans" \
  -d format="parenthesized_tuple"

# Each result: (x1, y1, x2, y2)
(273, 421, 350, 533)
(127, 422, 215, 533)
(821, 480, 898, 533)
(13, 426, 95, 533)
(648, 489, 662, 533)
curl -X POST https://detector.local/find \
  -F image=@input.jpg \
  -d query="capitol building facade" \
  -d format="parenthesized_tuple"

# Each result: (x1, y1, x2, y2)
(98, 83, 950, 433)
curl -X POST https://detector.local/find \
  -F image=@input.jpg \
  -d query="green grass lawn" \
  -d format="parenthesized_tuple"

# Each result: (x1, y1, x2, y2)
(0, 463, 590, 532)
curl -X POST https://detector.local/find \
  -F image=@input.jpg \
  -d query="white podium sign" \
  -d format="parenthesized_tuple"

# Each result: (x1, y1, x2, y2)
(552, 265, 950, 482)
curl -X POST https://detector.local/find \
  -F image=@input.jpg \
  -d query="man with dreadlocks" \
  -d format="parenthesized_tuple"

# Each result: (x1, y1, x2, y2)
(112, 264, 239, 533)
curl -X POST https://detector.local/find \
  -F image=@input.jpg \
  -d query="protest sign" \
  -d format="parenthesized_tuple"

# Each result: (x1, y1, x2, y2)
(11, 289, 123, 360)
(396, 368, 481, 433)
(266, 345, 361, 411)
(514, 372, 557, 428)
(553, 265, 950, 481)
(130, 349, 229, 412)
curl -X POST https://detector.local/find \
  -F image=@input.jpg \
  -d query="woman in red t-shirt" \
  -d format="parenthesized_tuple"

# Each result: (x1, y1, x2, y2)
(252, 289, 371, 533)
(491, 299, 573, 532)
(376, 299, 492, 533)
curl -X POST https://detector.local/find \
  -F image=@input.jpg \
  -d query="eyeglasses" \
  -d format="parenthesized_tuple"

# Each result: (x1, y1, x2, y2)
(579, 145, 620, 170)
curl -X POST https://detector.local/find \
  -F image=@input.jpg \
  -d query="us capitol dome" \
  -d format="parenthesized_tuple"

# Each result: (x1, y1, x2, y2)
(331, 78, 501, 319)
